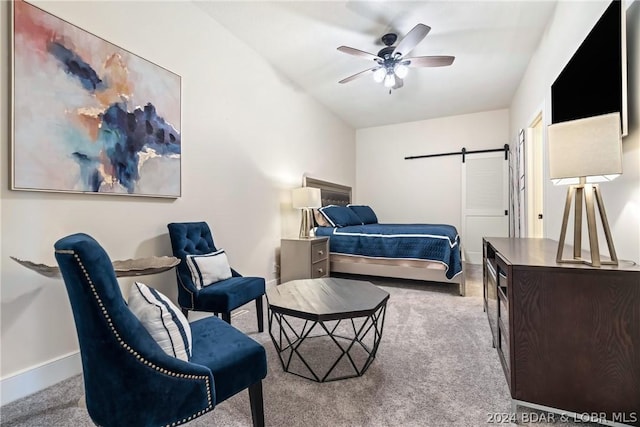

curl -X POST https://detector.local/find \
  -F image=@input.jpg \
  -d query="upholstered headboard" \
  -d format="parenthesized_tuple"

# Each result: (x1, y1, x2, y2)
(303, 176, 351, 207)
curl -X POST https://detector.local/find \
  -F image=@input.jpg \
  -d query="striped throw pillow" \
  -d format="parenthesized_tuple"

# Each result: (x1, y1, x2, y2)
(128, 282, 192, 361)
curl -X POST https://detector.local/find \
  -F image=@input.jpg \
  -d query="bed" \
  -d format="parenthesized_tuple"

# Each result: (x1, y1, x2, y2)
(304, 176, 466, 296)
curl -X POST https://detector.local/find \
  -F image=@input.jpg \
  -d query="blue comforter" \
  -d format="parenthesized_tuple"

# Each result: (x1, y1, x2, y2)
(314, 224, 462, 279)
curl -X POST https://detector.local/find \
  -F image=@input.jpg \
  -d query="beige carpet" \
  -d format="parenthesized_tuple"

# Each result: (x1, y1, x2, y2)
(0, 264, 598, 426)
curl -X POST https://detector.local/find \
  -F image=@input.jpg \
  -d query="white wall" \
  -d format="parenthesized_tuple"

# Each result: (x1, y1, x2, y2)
(510, 0, 640, 263)
(356, 109, 509, 230)
(0, 0, 355, 392)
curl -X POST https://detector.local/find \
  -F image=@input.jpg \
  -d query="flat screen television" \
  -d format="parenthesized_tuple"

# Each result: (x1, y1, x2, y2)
(551, 0, 628, 136)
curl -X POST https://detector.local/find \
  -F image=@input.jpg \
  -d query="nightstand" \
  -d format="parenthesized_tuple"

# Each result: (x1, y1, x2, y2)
(280, 237, 329, 283)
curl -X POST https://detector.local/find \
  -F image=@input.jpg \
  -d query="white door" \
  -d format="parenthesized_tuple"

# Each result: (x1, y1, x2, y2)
(461, 152, 509, 264)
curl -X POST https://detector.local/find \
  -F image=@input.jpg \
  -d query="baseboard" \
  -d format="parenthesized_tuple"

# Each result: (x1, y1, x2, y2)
(1, 351, 82, 406)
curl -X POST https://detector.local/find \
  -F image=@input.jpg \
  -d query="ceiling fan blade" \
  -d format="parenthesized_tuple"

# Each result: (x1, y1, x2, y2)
(337, 46, 381, 62)
(405, 55, 455, 67)
(392, 23, 431, 57)
(339, 67, 378, 84)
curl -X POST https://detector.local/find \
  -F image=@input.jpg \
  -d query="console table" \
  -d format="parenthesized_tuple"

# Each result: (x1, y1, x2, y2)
(11, 256, 179, 278)
(483, 238, 639, 426)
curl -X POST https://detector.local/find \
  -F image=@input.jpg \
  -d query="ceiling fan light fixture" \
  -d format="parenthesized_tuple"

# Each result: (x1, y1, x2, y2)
(337, 23, 454, 92)
(394, 63, 409, 79)
(383, 73, 396, 88)
(373, 67, 386, 83)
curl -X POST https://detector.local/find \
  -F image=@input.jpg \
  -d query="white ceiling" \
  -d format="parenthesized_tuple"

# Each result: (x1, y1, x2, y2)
(196, 1, 558, 129)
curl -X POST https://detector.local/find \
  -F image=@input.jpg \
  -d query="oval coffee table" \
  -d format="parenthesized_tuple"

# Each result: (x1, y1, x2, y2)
(266, 277, 389, 382)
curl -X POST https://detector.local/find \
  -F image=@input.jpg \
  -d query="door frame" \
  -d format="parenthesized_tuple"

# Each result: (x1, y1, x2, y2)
(526, 109, 545, 238)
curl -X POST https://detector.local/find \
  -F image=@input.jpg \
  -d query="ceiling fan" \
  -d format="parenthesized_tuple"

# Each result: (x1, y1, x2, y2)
(337, 24, 455, 92)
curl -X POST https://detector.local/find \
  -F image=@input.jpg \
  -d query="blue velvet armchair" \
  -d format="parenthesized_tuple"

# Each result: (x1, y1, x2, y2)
(54, 233, 267, 427)
(167, 222, 265, 332)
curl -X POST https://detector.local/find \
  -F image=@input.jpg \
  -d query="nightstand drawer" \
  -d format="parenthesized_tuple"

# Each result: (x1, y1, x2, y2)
(280, 236, 330, 282)
(311, 260, 328, 278)
(311, 241, 328, 263)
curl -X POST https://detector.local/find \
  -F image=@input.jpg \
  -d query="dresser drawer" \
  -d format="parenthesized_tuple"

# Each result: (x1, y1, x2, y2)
(311, 260, 328, 278)
(311, 241, 328, 263)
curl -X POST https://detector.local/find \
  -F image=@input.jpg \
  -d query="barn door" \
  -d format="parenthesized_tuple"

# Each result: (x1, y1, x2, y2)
(461, 152, 509, 264)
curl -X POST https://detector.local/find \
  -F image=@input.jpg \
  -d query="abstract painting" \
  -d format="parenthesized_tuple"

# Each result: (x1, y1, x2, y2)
(11, 0, 181, 197)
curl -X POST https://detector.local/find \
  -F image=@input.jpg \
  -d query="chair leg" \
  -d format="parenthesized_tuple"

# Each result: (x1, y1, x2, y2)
(255, 296, 264, 332)
(222, 312, 231, 324)
(248, 381, 264, 427)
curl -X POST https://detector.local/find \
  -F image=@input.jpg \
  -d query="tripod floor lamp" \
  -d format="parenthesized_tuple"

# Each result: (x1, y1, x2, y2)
(547, 112, 623, 267)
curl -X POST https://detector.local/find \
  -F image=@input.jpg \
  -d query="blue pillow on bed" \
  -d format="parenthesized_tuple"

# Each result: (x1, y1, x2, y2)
(348, 205, 378, 224)
(319, 205, 363, 227)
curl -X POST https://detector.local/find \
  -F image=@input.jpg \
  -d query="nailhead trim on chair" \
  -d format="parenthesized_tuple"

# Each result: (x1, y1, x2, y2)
(58, 250, 214, 426)
(177, 273, 195, 311)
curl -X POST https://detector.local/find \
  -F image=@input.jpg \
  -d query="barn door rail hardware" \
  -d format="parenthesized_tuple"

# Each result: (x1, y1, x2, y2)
(405, 144, 509, 163)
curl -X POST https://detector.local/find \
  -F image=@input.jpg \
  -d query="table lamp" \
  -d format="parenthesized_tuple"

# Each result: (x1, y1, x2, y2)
(292, 187, 321, 238)
(547, 112, 622, 267)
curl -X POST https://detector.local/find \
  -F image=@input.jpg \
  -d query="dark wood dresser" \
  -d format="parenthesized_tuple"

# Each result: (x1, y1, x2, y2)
(483, 237, 640, 426)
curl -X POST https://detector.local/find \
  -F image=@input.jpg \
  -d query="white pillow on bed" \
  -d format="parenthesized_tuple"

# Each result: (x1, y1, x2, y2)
(314, 209, 331, 227)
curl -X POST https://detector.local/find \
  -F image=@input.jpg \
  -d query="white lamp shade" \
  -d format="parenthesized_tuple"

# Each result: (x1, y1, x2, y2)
(292, 187, 321, 209)
(548, 112, 622, 185)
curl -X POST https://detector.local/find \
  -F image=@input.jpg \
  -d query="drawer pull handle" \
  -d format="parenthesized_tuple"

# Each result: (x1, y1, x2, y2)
(318, 250, 324, 255)
(317, 268, 324, 274)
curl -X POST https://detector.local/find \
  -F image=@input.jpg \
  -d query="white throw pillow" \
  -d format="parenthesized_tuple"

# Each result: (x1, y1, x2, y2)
(128, 282, 192, 361)
(186, 249, 232, 289)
